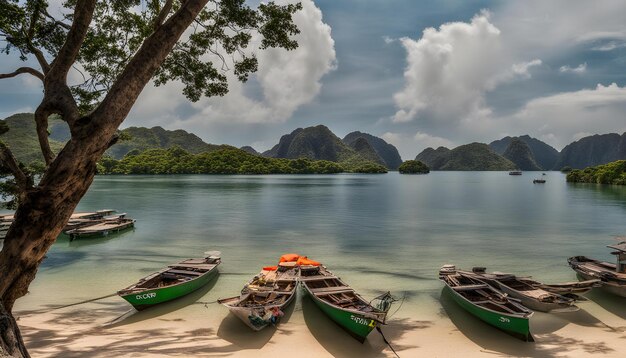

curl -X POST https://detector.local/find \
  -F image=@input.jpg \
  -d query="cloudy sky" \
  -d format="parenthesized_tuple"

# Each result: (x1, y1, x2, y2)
(2, 0, 626, 159)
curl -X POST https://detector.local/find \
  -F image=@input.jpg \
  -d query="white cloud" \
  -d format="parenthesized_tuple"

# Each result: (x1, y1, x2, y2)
(413, 131, 455, 149)
(392, 12, 539, 124)
(128, 0, 336, 129)
(382, 131, 455, 159)
(559, 63, 587, 74)
(511, 59, 542, 78)
(382, 36, 396, 44)
(592, 41, 626, 51)
(502, 83, 626, 149)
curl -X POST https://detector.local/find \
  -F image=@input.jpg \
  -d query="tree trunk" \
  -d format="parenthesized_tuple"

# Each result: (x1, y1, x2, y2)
(0, 302, 28, 358)
(0, 2, 209, 356)
(0, 139, 99, 357)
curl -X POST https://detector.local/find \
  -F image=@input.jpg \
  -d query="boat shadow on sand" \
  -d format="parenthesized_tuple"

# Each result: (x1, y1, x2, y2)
(215, 292, 297, 349)
(301, 292, 428, 357)
(104, 273, 220, 328)
(586, 290, 626, 320)
(439, 288, 617, 357)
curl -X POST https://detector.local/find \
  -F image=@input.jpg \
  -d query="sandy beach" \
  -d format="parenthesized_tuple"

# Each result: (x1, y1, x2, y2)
(15, 284, 626, 358)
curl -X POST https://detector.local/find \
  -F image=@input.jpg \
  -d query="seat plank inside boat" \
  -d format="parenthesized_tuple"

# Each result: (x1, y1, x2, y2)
(168, 263, 214, 270)
(452, 284, 489, 291)
(310, 286, 353, 294)
(166, 269, 204, 276)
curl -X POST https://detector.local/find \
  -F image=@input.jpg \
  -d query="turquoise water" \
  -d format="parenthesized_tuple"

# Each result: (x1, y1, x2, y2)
(12, 171, 626, 314)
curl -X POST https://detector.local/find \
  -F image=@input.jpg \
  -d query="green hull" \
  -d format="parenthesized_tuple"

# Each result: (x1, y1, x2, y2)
(121, 267, 218, 310)
(304, 287, 377, 343)
(445, 285, 533, 341)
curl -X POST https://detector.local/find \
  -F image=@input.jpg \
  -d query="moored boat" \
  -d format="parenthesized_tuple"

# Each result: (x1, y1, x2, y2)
(66, 214, 135, 240)
(568, 241, 626, 297)
(464, 268, 579, 312)
(118, 252, 221, 310)
(509, 171, 522, 175)
(533, 179, 546, 184)
(439, 265, 534, 341)
(528, 279, 601, 297)
(300, 259, 394, 343)
(218, 256, 299, 331)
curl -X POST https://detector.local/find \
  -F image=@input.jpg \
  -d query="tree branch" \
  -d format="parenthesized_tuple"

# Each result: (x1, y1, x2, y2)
(0, 67, 44, 81)
(0, 143, 30, 191)
(34, 108, 54, 165)
(91, 0, 209, 134)
(43, 8, 72, 30)
(25, 40, 50, 74)
(153, 0, 174, 30)
(46, 0, 97, 82)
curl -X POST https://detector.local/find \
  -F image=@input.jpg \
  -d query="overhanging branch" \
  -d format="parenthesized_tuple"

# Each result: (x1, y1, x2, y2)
(92, 0, 209, 132)
(0, 67, 44, 81)
(153, 0, 174, 30)
(47, 0, 97, 82)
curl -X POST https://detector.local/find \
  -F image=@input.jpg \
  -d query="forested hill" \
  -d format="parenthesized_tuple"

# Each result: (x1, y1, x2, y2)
(107, 126, 230, 159)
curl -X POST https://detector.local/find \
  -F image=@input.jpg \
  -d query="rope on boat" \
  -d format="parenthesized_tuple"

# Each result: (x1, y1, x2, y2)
(195, 300, 219, 308)
(387, 292, 406, 319)
(376, 326, 400, 358)
(28, 293, 118, 314)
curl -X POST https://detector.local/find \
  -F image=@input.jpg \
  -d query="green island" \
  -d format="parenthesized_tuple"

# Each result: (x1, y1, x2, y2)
(566, 160, 626, 185)
(398, 160, 430, 174)
(97, 146, 387, 175)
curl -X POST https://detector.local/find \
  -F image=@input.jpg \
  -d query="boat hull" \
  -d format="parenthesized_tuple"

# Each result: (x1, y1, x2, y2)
(444, 285, 533, 341)
(303, 286, 377, 343)
(573, 271, 626, 298)
(224, 292, 297, 331)
(569, 256, 626, 298)
(68, 222, 134, 240)
(120, 267, 218, 310)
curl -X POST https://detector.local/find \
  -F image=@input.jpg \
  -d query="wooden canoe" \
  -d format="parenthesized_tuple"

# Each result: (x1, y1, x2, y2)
(118, 252, 221, 310)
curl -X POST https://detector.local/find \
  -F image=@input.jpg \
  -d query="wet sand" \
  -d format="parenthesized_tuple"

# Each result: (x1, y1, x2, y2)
(16, 287, 626, 357)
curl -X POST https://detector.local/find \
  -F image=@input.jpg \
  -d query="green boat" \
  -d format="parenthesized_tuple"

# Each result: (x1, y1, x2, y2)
(300, 264, 394, 343)
(118, 251, 221, 310)
(439, 265, 534, 342)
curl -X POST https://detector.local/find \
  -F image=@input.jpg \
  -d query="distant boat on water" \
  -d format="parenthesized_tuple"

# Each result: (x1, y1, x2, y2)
(1, 209, 122, 240)
(569, 241, 626, 297)
(509, 170, 522, 175)
(533, 179, 546, 184)
(66, 214, 135, 240)
(118, 251, 221, 310)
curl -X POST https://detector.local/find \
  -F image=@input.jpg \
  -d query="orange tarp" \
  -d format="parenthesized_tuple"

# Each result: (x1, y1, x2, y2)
(296, 256, 320, 266)
(279, 253, 300, 262)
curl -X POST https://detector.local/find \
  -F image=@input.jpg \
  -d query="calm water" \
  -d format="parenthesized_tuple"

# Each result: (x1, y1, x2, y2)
(12, 171, 626, 317)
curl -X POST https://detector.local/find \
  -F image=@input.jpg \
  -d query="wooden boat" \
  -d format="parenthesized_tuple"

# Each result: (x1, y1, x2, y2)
(533, 179, 546, 184)
(463, 268, 579, 312)
(569, 242, 626, 297)
(1, 209, 119, 239)
(528, 279, 600, 297)
(439, 265, 534, 341)
(218, 261, 299, 331)
(118, 252, 221, 310)
(509, 171, 522, 175)
(300, 263, 394, 343)
(66, 214, 135, 240)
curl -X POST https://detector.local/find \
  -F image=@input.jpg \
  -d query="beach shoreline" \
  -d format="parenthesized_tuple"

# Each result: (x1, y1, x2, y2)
(16, 287, 626, 357)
